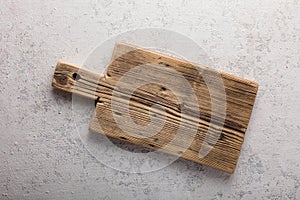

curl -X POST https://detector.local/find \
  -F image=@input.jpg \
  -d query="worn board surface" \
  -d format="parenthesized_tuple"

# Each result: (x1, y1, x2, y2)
(52, 42, 258, 173)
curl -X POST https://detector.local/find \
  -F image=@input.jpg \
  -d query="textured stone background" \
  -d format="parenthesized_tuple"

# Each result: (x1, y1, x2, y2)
(1, 0, 300, 199)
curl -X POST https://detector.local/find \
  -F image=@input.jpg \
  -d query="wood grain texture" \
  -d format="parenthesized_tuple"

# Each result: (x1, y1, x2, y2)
(52, 42, 258, 173)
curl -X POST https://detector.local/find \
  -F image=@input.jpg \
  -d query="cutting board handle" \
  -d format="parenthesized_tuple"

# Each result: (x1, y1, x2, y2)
(52, 61, 104, 100)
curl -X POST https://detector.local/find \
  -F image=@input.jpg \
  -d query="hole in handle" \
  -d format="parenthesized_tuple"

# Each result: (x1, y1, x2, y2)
(72, 73, 81, 80)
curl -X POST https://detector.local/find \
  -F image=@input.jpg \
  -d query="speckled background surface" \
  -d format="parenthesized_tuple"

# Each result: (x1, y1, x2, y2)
(1, 0, 300, 199)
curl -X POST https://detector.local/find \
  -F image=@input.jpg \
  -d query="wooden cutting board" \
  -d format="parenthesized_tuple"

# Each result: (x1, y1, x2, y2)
(52, 42, 258, 173)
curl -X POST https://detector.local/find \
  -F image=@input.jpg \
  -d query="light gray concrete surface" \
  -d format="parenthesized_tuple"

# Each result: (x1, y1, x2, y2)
(1, 0, 300, 199)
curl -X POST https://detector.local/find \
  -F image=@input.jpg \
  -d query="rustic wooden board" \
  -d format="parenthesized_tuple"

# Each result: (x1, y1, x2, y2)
(52, 42, 258, 173)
